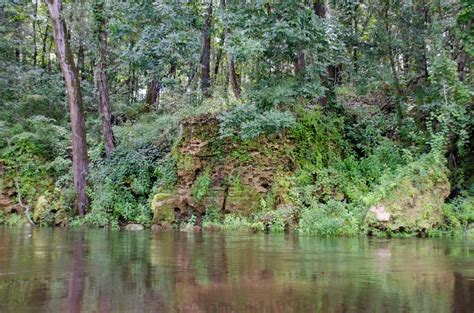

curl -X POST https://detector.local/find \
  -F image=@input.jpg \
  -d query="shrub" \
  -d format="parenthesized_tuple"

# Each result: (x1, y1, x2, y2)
(292, 108, 347, 183)
(88, 146, 162, 225)
(6, 213, 24, 227)
(221, 214, 264, 232)
(298, 200, 363, 236)
(202, 207, 222, 229)
(442, 193, 474, 237)
(219, 103, 296, 140)
(255, 207, 295, 233)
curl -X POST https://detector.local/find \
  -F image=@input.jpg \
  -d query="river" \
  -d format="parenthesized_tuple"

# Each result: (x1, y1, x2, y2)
(0, 227, 473, 312)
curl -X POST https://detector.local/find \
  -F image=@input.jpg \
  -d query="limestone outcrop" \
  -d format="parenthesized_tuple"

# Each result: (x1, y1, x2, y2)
(151, 114, 295, 226)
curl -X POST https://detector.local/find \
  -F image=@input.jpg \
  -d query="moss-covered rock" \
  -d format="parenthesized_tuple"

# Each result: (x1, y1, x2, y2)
(33, 195, 49, 223)
(152, 114, 296, 226)
(54, 209, 70, 226)
(365, 154, 450, 233)
(151, 192, 176, 224)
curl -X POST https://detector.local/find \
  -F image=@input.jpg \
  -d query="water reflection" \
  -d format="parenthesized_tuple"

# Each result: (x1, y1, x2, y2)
(0, 227, 473, 312)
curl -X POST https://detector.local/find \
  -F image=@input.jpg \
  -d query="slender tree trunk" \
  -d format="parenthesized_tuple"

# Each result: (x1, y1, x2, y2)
(45, 0, 89, 215)
(227, 46, 240, 99)
(410, 0, 429, 84)
(33, 0, 38, 67)
(77, 43, 85, 80)
(295, 49, 305, 77)
(313, 0, 333, 105)
(41, 23, 49, 68)
(15, 49, 21, 63)
(457, 19, 471, 81)
(213, 31, 224, 79)
(144, 78, 159, 112)
(201, 2, 212, 98)
(221, 0, 240, 99)
(388, 46, 401, 94)
(47, 37, 53, 72)
(383, 4, 402, 96)
(94, 0, 115, 158)
(352, 3, 359, 76)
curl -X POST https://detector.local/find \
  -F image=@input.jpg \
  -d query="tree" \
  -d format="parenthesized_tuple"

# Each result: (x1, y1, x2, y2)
(221, 0, 240, 99)
(201, 2, 212, 98)
(93, 0, 115, 158)
(44, 0, 89, 215)
(33, 0, 38, 67)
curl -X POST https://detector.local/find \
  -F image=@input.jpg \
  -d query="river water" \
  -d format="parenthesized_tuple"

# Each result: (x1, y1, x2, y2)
(0, 227, 473, 312)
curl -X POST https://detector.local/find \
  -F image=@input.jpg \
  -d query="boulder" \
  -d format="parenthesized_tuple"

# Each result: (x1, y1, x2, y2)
(366, 155, 450, 233)
(151, 192, 178, 224)
(151, 223, 173, 231)
(124, 224, 145, 231)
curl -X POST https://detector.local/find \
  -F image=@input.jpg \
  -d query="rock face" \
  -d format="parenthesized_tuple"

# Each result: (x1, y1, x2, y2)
(366, 156, 450, 233)
(0, 163, 17, 214)
(151, 114, 295, 225)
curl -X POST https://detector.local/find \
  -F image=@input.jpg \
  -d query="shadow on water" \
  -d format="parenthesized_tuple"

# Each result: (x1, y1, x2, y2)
(0, 227, 473, 312)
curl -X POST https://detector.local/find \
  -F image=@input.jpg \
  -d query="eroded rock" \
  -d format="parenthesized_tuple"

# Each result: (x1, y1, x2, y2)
(151, 114, 296, 227)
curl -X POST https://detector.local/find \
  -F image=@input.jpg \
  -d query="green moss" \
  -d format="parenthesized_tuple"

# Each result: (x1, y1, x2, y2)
(54, 209, 70, 226)
(224, 174, 263, 213)
(33, 195, 49, 223)
(229, 149, 252, 163)
(191, 166, 212, 201)
(178, 153, 194, 172)
(151, 192, 175, 224)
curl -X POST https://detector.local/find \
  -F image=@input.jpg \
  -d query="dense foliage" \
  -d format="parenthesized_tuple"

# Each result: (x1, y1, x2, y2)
(0, 0, 472, 237)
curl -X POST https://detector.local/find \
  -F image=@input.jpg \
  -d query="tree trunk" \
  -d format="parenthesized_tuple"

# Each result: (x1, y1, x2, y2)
(77, 43, 85, 80)
(313, 0, 326, 18)
(313, 0, 333, 105)
(221, 0, 240, 99)
(352, 3, 358, 77)
(94, 0, 115, 158)
(47, 37, 53, 72)
(144, 78, 159, 112)
(41, 23, 49, 68)
(383, 4, 402, 96)
(421, 0, 429, 80)
(33, 0, 38, 67)
(45, 0, 89, 215)
(213, 31, 224, 79)
(457, 18, 471, 81)
(15, 49, 21, 63)
(201, 2, 212, 98)
(295, 49, 305, 77)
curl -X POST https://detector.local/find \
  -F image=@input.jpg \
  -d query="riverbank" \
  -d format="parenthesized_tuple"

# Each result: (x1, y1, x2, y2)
(1, 107, 473, 238)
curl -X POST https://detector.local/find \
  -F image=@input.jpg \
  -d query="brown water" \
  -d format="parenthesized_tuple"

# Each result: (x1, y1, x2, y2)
(0, 227, 473, 313)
